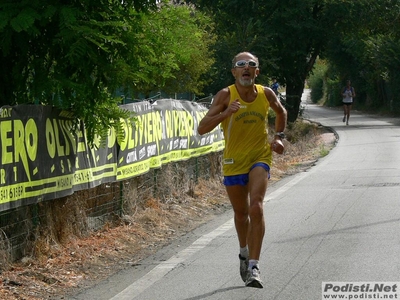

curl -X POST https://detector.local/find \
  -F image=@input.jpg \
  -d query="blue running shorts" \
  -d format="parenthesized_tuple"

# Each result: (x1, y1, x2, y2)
(223, 163, 270, 186)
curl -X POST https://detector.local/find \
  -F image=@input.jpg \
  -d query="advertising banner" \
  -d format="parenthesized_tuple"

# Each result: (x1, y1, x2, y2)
(0, 100, 223, 212)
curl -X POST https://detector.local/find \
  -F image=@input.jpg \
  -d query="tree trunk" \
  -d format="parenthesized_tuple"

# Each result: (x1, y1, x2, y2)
(285, 79, 305, 123)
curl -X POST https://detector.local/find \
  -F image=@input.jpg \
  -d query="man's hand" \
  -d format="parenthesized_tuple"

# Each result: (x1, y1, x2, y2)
(271, 138, 284, 154)
(225, 99, 241, 116)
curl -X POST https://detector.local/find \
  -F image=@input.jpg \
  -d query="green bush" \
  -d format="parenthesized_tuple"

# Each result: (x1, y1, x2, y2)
(308, 60, 328, 103)
(285, 120, 318, 143)
(325, 78, 342, 107)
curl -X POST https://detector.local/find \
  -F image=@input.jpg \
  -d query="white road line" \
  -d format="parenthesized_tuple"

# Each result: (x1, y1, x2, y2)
(109, 173, 307, 299)
(267, 172, 309, 201)
(110, 219, 234, 300)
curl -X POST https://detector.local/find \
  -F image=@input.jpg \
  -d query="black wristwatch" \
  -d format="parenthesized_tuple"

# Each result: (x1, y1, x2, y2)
(275, 132, 286, 139)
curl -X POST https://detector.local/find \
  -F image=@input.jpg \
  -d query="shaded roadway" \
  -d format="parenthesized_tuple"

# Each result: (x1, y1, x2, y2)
(70, 90, 400, 300)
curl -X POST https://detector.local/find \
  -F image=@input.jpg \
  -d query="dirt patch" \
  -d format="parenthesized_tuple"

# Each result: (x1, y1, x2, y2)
(0, 123, 336, 300)
(0, 181, 231, 300)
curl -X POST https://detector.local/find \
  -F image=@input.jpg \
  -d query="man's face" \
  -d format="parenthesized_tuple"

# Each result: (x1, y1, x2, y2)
(231, 54, 259, 87)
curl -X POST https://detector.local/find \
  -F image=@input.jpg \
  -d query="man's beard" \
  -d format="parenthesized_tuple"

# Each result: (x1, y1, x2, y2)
(238, 77, 254, 87)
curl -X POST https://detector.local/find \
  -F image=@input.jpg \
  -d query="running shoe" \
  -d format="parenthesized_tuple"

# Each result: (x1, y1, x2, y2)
(245, 266, 264, 288)
(239, 254, 249, 282)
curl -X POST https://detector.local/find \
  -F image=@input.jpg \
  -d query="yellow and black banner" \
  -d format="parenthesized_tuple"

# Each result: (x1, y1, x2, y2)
(0, 100, 223, 212)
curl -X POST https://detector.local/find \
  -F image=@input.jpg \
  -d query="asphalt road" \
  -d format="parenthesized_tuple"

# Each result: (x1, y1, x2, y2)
(70, 90, 400, 300)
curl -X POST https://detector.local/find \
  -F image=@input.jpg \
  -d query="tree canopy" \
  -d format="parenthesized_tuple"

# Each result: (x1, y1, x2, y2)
(0, 0, 215, 143)
(187, 0, 400, 120)
(323, 0, 400, 112)
(2, 0, 399, 139)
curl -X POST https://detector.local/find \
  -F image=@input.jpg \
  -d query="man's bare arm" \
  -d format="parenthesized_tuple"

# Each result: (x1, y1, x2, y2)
(265, 87, 287, 132)
(197, 89, 240, 135)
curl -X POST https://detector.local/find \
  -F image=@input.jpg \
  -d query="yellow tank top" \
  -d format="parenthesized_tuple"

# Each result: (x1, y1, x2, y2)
(221, 84, 272, 176)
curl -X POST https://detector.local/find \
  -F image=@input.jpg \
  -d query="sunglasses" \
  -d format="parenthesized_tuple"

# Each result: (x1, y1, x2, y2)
(234, 60, 258, 68)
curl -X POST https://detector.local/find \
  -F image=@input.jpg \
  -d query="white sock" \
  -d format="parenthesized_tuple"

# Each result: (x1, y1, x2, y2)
(249, 259, 259, 270)
(240, 246, 249, 258)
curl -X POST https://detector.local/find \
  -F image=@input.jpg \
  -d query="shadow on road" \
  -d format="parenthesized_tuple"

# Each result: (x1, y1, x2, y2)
(274, 217, 400, 244)
(335, 123, 399, 130)
(183, 286, 246, 300)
